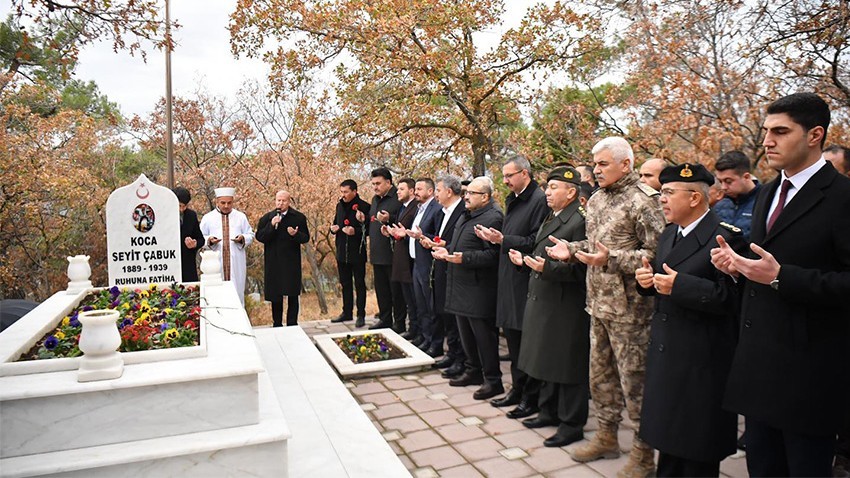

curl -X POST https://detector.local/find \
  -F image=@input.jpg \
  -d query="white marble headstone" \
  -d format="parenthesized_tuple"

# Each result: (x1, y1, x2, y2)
(106, 174, 182, 287)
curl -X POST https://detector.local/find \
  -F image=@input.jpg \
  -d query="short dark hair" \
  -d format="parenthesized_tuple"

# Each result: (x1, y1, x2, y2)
(398, 177, 415, 190)
(825, 144, 850, 170)
(370, 167, 392, 181)
(715, 150, 751, 175)
(172, 187, 191, 205)
(461, 179, 472, 187)
(339, 179, 358, 191)
(416, 177, 435, 190)
(579, 182, 594, 200)
(766, 93, 830, 148)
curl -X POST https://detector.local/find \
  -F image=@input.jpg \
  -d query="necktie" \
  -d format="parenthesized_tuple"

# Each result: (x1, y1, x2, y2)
(766, 179, 792, 233)
(221, 213, 231, 281)
(673, 230, 683, 246)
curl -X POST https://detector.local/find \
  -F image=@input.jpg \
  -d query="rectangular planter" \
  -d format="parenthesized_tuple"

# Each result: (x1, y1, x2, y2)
(314, 328, 434, 378)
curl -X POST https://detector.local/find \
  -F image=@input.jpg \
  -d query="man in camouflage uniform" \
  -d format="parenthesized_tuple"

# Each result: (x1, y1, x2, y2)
(547, 137, 665, 478)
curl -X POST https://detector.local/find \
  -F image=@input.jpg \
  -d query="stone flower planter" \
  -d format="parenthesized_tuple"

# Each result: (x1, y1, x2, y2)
(314, 328, 435, 378)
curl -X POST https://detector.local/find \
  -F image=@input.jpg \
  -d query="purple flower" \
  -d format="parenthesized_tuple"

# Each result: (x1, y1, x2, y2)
(44, 336, 58, 350)
(171, 297, 177, 307)
(160, 322, 168, 331)
(82, 305, 94, 312)
(111, 300, 120, 308)
(122, 318, 133, 327)
(69, 316, 81, 327)
(109, 286, 120, 297)
(380, 344, 388, 352)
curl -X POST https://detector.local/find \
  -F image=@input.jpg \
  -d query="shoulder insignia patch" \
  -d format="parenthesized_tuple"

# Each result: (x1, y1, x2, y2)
(637, 182, 660, 196)
(578, 206, 586, 218)
(719, 222, 742, 233)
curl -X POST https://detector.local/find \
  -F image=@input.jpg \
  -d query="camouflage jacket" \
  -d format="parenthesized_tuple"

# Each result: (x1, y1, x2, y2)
(568, 172, 665, 323)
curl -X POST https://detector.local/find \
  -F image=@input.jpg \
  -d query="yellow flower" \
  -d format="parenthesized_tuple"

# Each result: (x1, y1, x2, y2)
(123, 303, 131, 309)
(149, 284, 157, 291)
(139, 290, 149, 297)
(55, 331, 66, 340)
(134, 317, 146, 326)
(359, 346, 367, 353)
(178, 301, 186, 308)
(139, 312, 150, 321)
(164, 308, 172, 314)
(61, 317, 70, 326)
(164, 328, 179, 340)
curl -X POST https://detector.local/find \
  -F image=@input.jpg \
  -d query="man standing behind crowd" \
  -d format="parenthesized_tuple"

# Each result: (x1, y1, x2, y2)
(638, 158, 667, 191)
(366, 168, 403, 330)
(200, 187, 255, 305)
(513, 166, 589, 448)
(384, 178, 418, 334)
(330, 179, 371, 327)
(712, 93, 850, 477)
(824, 144, 850, 176)
(476, 155, 548, 419)
(435, 176, 504, 400)
(173, 187, 204, 282)
(635, 164, 743, 476)
(547, 137, 665, 478)
(713, 150, 761, 241)
(256, 190, 310, 327)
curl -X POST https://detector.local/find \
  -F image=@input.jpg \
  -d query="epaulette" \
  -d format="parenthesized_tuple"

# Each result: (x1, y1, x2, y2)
(637, 182, 660, 196)
(719, 222, 742, 233)
(578, 206, 586, 218)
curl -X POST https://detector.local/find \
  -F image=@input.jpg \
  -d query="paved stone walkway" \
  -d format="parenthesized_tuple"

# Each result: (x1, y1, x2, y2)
(297, 318, 748, 478)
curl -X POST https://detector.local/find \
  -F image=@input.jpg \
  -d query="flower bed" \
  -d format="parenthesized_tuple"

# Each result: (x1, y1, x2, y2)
(332, 333, 408, 364)
(17, 283, 201, 361)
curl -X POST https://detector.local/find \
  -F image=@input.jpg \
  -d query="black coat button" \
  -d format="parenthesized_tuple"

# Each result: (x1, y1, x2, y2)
(744, 320, 752, 328)
(658, 344, 665, 352)
(749, 290, 756, 297)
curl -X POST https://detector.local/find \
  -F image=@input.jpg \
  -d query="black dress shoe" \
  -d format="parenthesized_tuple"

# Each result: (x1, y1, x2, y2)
(418, 341, 430, 351)
(473, 383, 505, 400)
(411, 336, 424, 347)
(400, 331, 416, 340)
(392, 325, 406, 334)
(544, 430, 583, 448)
(506, 400, 540, 419)
(432, 356, 454, 369)
(490, 389, 522, 408)
(441, 363, 465, 379)
(426, 347, 444, 358)
(522, 416, 559, 429)
(449, 372, 483, 387)
(331, 315, 352, 323)
(369, 321, 391, 330)
(355, 317, 365, 327)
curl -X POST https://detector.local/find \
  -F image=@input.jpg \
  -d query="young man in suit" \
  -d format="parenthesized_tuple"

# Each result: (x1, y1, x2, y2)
(383, 178, 419, 334)
(712, 92, 850, 477)
(172, 187, 204, 282)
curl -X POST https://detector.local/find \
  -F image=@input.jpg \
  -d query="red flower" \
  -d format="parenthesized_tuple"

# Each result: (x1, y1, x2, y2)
(344, 219, 350, 226)
(434, 236, 442, 243)
(371, 215, 376, 221)
(184, 320, 196, 329)
(352, 204, 359, 211)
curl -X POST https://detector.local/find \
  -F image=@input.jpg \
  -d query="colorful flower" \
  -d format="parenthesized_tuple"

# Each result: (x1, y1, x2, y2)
(352, 204, 359, 211)
(164, 328, 179, 340)
(44, 336, 58, 349)
(61, 317, 70, 326)
(55, 331, 66, 340)
(344, 219, 350, 226)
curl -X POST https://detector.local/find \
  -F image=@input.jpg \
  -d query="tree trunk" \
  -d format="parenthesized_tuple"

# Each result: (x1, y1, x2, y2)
(304, 242, 328, 314)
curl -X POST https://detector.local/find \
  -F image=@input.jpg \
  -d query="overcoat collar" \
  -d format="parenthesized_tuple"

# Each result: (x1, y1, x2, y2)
(658, 209, 720, 269)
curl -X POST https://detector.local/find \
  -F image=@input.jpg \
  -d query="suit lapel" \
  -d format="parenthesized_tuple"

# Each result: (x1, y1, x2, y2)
(660, 212, 720, 269)
(750, 179, 776, 244)
(443, 202, 465, 235)
(534, 201, 578, 248)
(763, 164, 833, 243)
(655, 226, 676, 271)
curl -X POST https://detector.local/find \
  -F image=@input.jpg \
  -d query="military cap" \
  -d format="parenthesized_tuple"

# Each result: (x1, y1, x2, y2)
(659, 163, 714, 186)
(547, 166, 582, 185)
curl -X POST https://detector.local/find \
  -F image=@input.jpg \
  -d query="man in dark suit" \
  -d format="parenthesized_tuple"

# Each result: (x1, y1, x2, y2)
(367, 167, 402, 330)
(330, 179, 372, 327)
(635, 164, 744, 476)
(513, 166, 588, 448)
(434, 176, 505, 400)
(422, 175, 467, 377)
(173, 187, 205, 282)
(712, 92, 850, 477)
(255, 190, 310, 326)
(383, 178, 418, 334)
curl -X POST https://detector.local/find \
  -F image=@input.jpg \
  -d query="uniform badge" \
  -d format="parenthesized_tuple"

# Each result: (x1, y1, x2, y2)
(680, 164, 693, 178)
(720, 222, 741, 233)
(564, 170, 574, 179)
(578, 206, 586, 218)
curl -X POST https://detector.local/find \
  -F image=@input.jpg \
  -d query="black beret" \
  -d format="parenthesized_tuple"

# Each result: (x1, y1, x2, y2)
(546, 166, 582, 185)
(659, 163, 714, 186)
(172, 187, 191, 205)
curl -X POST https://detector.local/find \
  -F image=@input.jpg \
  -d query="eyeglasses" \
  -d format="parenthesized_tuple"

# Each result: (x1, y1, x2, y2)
(659, 188, 697, 197)
(503, 170, 524, 180)
(464, 190, 487, 196)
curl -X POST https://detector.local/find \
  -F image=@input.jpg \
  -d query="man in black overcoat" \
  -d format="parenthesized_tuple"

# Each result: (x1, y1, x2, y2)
(173, 187, 205, 282)
(384, 178, 418, 333)
(256, 190, 310, 326)
(635, 164, 744, 476)
(513, 166, 588, 448)
(366, 167, 403, 330)
(434, 176, 504, 401)
(330, 179, 372, 327)
(476, 155, 549, 418)
(712, 93, 850, 477)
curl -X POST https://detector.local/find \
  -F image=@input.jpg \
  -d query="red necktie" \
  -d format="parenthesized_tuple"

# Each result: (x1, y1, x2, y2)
(221, 213, 231, 281)
(766, 179, 792, 233)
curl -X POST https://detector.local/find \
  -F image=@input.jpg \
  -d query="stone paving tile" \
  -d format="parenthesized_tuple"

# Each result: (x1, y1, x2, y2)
(457, 402, 505, 419)
(453, 436, 504, 461)
(435, 463, 485, 478)
(360, 391, 399, 406)
(418, 408, 462, 427)
(394, 387, 432, 402)
(388, 440, 402, 454)
(473, 455, 536, 478)
(481, 415, 528, 436)
(412, 466, 439, 478)
(522, 446, 577, 474)
(382, 377, 421, 390)
(408, 397, 453, 413)
(425, 382, 470, 396)
(427, 393, 449, 400)
(493, 429, 545, 449)
(382, 430, 403, 441)
(446, 391, 482, 408)
(548, 464, 605, 477)
(408, 445, 466, 470)
(434, 422, 488, 443)
(370, 419, 385, 433)
(371, 402, 414, 420)
(382, 414, 429, 433)
(350, 380, 388, 395)
(500, 447, 530, 460)
(397, 429, 447, 453)
(417, 373, 445, 385)
(360, 403, 377, 411)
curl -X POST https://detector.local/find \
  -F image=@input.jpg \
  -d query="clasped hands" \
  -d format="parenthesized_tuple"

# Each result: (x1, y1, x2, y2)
(544, 236, 609, 266)
(710, 235, 780, 284)
(635, 257, 677, 295)
(474, 225, 504, 244)
(508, 249, 545, 272)
(431, 247, 462, 263)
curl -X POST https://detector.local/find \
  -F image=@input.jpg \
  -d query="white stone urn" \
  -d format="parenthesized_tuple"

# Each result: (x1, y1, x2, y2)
(77, 309, 124, 382)
(199, 249, 222, 285)
(66, 255, 93, 294)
